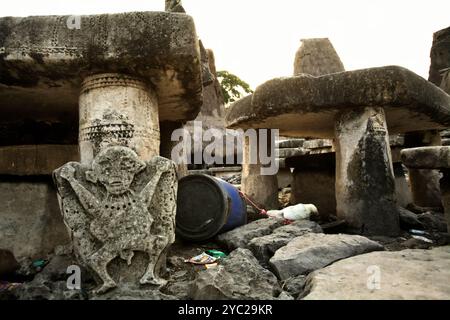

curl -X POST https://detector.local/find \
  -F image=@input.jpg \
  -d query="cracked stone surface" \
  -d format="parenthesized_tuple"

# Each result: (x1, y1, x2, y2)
(189, 248, 281, 300)
(216, 217, 285, 250)
(248, 220, 322, 266)
(302, 246, 450, 300)
(54, 146, 178, 295)
(226, 66, 450, 137)
(269, 233, 384, 280)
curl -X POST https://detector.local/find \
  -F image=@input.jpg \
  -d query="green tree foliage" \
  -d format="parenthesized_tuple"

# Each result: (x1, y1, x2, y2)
(216, 70, 253, 104)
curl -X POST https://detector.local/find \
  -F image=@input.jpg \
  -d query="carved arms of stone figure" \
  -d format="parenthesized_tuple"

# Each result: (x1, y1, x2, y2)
(59, 164, 101, 217)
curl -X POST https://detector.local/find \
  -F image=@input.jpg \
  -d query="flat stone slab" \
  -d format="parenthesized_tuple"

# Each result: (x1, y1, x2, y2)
(190, 248, 281, 300)
(401, 146, 450, 169)
(0, 145, 79, 175)
(0, 12, 203, 123)
(303, 139, 334, 150)
(216, 217, 285, 250)
(269, 233, 384, 280)
(248, 220, 322, 265)
(278, 147, 308, 158)
(276, 139, 305, 149)
(302, 246, 450, 300)
(226, 66, 450, 138)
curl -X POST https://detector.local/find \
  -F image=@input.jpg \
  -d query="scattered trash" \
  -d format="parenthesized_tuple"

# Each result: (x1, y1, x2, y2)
(185, 252, 217, 265)
(31, 259, 48, 271)
(0, 281, 21, 292)
(205, 263, 218, 269)
(409, 229, 428, 236)
(411, 235, 433, 243)
(267, 203, 319, 221)
(205, 249, 227, 259)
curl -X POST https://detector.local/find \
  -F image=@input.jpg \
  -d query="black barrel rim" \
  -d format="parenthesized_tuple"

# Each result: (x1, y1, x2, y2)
(176, 174, 230, 241)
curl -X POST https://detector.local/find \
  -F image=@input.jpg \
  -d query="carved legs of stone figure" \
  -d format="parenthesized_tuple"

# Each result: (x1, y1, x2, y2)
(88, 245, 119, 294)
(140, 235, 170, 286)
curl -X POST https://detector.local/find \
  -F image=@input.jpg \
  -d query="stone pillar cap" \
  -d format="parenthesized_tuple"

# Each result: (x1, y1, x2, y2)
(226, 66, 450, 138)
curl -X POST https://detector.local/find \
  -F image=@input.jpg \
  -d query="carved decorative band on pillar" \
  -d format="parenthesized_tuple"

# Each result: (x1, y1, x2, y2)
(79, 73, 160, 164)
(334, 107, 400, 236)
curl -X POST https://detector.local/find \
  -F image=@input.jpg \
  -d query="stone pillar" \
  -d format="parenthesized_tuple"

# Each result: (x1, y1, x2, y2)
(404, 130, 443, 208)
(393, 162, 413, 208)
(79, 73, 160, 165)
(160, 121, 188, 179)
(241, 135, 279, 210)
(334, 107, 399, 236)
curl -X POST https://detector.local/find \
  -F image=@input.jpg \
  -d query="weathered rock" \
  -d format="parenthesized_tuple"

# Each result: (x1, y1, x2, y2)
(227, 66, 450, 237)
(54, 147, 178, 295)
(293, 38, 345, 77)
(417, 212, 448, 232)
(401, 146, 450, 232)
(269, 233, 384, 280)
(277, 291, 295, 300)
(335, 107, 399, 236)
(241, 133, 279, 210)
(278, 148, 308, 158)
(276, 139, 305, 149)
(429, 26, 450, 86)
(0, 145, 79, 175)
(398, 207, 423, 230)
(162, 280, 194, 300)
(401, 146, 450, 169)
(14, 280, 87, 300)
(0, 177, 70, 260)
(189, 248, 281, 300)
(403, 131, 443, 208)
(302, 246, 450, 300)
(281, 275, 307, 298)
(248, 220, 322, 265)
(79, 74, 161, 164)
(290, 166, 336, 220)
(0, 249, 19, 276)
(393, 162, 413, 208)
(93, 288, 176, 300)
(13, 255, 89, 300)
(216, 218, 285, 250)
(0, 12, 203, 125)
(226, 66, 450, 137)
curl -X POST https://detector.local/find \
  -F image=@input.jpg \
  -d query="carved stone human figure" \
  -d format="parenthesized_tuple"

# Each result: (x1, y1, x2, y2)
(54, 146, 177, 294)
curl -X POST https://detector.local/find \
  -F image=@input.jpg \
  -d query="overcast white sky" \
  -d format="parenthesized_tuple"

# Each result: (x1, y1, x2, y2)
(2, 0, 449, 89)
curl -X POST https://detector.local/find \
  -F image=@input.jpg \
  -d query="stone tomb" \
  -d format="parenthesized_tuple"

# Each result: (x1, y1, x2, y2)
(0, 10, 204, 293)
(227, 66, 450, 236)
(284, 135, 412, 220)
(401, 146, 450, 233)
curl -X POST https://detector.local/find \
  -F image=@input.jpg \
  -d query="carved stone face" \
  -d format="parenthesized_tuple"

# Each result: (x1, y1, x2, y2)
(90, 146, 145, 195)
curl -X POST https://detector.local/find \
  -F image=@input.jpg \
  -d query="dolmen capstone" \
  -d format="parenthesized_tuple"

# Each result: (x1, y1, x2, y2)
(401, 146, 450, 233)
(226, 66, 450, 236)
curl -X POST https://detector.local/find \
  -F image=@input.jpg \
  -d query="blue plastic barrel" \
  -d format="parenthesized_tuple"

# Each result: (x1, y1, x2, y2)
(176, 174, 247, 241)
